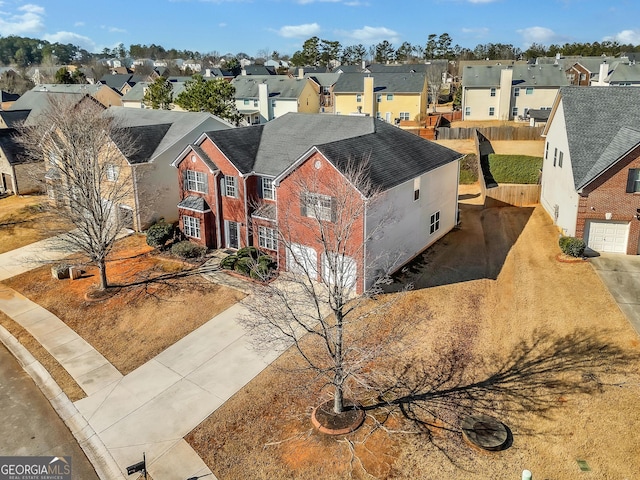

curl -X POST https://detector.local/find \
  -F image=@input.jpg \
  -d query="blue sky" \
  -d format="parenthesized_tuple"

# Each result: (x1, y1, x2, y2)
(0, 0, 639, 57)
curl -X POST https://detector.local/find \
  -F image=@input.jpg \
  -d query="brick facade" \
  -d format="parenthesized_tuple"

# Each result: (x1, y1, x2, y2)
(576, 147, 640, 255)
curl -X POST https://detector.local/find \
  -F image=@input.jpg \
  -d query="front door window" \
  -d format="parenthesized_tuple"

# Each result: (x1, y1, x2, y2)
(227, 220, 239, 249)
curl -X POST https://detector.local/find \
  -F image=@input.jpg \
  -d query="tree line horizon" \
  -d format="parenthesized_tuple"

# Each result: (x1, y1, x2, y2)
(1, 33, 639, 69)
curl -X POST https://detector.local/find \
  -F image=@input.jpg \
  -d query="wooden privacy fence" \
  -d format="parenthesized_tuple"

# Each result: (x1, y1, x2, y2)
(437, 125, 545, 141)
(485, 184, 541, 207)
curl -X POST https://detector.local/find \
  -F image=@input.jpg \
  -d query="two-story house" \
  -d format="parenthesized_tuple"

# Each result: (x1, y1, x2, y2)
(461, 64, 569, 121)
(172, 113, 462, 293)
(231, 75, 320, 125)
(333, 72, 428, 123)
(540, 86, 640, 255)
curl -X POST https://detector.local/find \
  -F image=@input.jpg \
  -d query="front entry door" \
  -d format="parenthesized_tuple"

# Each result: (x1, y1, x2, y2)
(227, 220, 240, 249)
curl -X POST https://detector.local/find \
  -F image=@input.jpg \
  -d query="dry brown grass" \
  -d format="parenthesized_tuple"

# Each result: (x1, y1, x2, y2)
(2, 235, 245, 375)
(186, 205, 640, 480)
(0, 195, 70, 253)
(434, 139, 544, 157)
(0, 311, 86, 401)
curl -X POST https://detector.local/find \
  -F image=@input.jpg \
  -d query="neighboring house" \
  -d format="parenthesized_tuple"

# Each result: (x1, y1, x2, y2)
(461, 64, 569, 121)
(564, 57, 618, 86)
(333, 72, 428, 123)
(0, 128, 42, 194)
(182, 60, 202, 72)
(540, 86, 640, 255)
(241, 65, 276, 76)
(172, 113, 462, 293)
(98, 74, 149, 95)
(9, 84, 123, 113)
(302, 71, 341, 113)
(121, 81, 188, 110)
(1, 91, 20, 110)
(231, 75, 320, 125)
(592, 62, 640, 86)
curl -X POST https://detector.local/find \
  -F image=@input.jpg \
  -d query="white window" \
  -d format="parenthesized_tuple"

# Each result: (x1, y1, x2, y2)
(106, 164, 119, 182)
(558, 151, 563, 168)
(253, 99, 258, 107)
(489, 107, 495, 117)
(261, 177, 274, 200)
(490, 87, 496, 97)
(243, 99, 250, 105)
(399, 112, 410, 121)
(526, 87, 534, 95)
(376, 94, 382, 103)
(303, 193, 333, 221)
(430, 211, 440, 235)
(224, 175, 237, 197)
(512, 107, 518, 117)
(356, 94, 362, 103)
(553, 148, 558, 167)
(465, 106, 471, 117)
(413, 177, 420, 201)
(48, 151, 58, 166)
(271, 99, 276, 108)
(186, 170, 206, 192)
(630, 169, 640, 193)
(514, 87, 520, 97)
(386, 94, 394, 101)
(545, 142, 549, 159)
(183, 215, 201, 239)
(258, 226, 277, 250)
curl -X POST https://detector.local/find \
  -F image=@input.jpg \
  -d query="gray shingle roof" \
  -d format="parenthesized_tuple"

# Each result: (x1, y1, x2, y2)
(333, 72, 426, 94)
(204, 112, 461, 192)
(462, 64, 569, 88)
(0, 128, 29, 165)
(231, 76, 310, 100)
(177, 195, 211, 212)
(559, 86, 640, 189)
(0, 110, 30, 128)
(8, 90, 101, 126)
(606, 63, 640, 84)
(113, 124, 172, 164)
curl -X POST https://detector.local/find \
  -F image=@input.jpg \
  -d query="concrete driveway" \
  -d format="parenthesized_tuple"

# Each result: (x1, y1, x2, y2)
(590, 254, 640, 335)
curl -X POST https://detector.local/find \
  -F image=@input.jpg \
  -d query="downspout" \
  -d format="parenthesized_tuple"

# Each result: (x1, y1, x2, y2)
(243, 173, 250, 247)
(456, 157, 461, 225)
(214, 171, 222, 248)
(132, 165, 142, 231)
(363, 196, 368, 295)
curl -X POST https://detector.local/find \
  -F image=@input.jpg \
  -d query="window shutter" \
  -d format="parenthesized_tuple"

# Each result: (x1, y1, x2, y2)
(258, 177, 264, 199)
(203, 174, 209, 193)
(626, 169, 637, 193)
(182, 169, 187, 190)
(331, 196, 337, 222)
(220, 176, 226, 194)
(300, 193, 307, 216)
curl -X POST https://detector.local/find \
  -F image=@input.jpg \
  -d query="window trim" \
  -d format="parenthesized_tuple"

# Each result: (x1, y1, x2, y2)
(514, 87, 520, 97)
(224, 175, 237, 197)
(258, 225, 277, 250)
(399, 112, 410, 121)
(488, 106, 495, 117)
(185, 169, 206, 193)
(386, 94, 394, 101)
(261, 177, 274, 200)
(558, 151, 563, 168)
(525, 87, 534, 95)
(183, 215, 201, 239)
(302, 192, 333, 222)
(464, 106, 471, 117)
(106, 164, 119, 182)
(356, 93, 362, 103)
(553, 148, 558, 167)
(430, 211, 440, 235)
(626, 168, 640, 193)
(490, 87, 496, 97)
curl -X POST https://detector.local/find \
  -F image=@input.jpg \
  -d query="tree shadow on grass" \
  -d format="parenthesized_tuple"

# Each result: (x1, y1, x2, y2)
(361, 328, 640, 467)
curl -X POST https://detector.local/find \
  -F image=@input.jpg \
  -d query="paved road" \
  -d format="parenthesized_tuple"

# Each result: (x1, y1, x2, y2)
(0, 343, 99, 480)
(590, 253, 640, 335)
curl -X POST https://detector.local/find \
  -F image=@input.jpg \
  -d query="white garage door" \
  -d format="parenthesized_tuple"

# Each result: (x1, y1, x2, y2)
(585, 220, 629, 253)
(321, 252, 357, 289)
(287, 244, 318, 276)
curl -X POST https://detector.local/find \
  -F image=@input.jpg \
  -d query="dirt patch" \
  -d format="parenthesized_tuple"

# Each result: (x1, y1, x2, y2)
(186, 206, 640, 479)
(434, 139, 544, 157)
(0, 195, 71, 253)
(2, 235, 245, 375)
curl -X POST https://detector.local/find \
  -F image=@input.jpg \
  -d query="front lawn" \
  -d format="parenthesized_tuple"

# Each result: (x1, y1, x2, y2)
(186, 206, 640, 479)
(2, 235, 245, 376)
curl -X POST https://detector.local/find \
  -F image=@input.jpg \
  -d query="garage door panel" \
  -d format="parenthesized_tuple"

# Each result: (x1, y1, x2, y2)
(287, 244, 318, 276)
(586, 221, 629, 253)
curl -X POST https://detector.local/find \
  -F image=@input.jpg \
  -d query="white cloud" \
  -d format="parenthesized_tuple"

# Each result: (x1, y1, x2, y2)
(219, 22, 227, 27)
(467, 0, 498, 3)
(108, 26, 126, 33)
(0, 3, 45, 35)
(461, 27, 489, 36)
(296, 0, 340, 3)
(517, 26, 556, 45)
(340, 25, 400, 44)
(276, 23, 321, 38)
(604, 29, 640, 45)
(43, 31, 95, 52)
(74, 21, 85, 27)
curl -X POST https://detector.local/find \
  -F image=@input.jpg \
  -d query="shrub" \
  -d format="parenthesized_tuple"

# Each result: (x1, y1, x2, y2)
(236, 246, 260, 260)
(459, 154, 479, 184)
(234, 256, 254, 275)
(146, 220, 175, 248)
(171, 241, 206, 259)
(559, 236, 586, 257)
(488, 154, 543, 184)
(220, 254, 238, 270)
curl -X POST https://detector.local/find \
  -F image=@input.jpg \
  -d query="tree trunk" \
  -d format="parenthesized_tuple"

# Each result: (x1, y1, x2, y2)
(333, 311, 345, 414)
(98, 259, 108, 291)
(334, 382, 344, 414)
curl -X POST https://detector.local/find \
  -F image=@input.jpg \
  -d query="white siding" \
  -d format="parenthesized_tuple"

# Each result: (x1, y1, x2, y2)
(540, 99, 579, 235)
(364, 161, 459, 289)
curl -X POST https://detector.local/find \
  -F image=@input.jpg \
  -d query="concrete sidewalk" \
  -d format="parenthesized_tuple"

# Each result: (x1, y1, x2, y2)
(0, 235, 73, 281)
(0, 282, 281, 479)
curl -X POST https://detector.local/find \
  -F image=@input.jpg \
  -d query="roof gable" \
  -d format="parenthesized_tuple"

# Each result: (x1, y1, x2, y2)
(333, 72, 426, 93)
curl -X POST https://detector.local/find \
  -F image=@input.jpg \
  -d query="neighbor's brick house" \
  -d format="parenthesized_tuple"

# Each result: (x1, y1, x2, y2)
(541, 86, 640, 254)
(173, 113, 462, 293)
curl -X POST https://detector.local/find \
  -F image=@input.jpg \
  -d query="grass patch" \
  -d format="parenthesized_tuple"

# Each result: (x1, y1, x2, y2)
(488, 154, 542, 184)
(459, 154, 478, 184)
(0, 195, 71, 253)
(2, 235, 245, 375)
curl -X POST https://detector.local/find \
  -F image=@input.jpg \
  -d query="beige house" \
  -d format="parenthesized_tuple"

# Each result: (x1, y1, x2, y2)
(333, 72, 428, 123)
(0, 129, 42, 195)
(461, 64, 569, 121)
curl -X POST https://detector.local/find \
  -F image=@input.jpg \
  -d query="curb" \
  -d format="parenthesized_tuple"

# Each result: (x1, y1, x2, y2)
(0, 325, 126, 480)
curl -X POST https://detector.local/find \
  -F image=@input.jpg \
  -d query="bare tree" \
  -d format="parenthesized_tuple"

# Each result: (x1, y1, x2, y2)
(426, 63, 446, 113)
(18, 96, 138, 291)
(241, 157, 406, 420)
